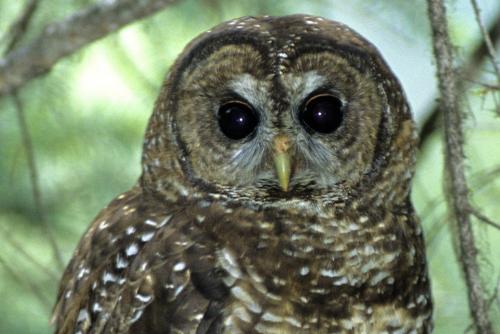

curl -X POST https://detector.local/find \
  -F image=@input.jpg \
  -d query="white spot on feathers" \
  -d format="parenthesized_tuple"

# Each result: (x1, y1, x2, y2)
(173, 262, 186, 272)
(125, 243, 139, 256)
(231, 286, 262, 313)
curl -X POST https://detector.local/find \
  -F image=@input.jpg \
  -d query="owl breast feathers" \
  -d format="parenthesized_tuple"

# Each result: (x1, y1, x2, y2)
(52, 15, 432, 333)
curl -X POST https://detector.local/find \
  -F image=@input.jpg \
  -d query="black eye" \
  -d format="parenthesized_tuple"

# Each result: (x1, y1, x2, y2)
(300, 94, 344, 134)
(218, 102, 258, 140)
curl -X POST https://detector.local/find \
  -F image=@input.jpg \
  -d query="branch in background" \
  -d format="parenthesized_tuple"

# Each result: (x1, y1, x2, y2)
(0, 224, 59, 280)
(466, 79, 500, 91)
(13, 93, 65, 269)
(0, 254, 51, 310)
(0, 0, 65, 270)
(470, 0, 500, 115)
(419, 9, 500, 149)
(426, 0, 493, 333)
(470, 0, 500, 84)
(0, 0, 179, 97)
(418, 107, 440, 149)
(423, 164, 500, 251)
(487, 275, 500, 310)
(469, 207, 500, 231)
(0, 0, 39, 53)
(465, 275, 500, 333)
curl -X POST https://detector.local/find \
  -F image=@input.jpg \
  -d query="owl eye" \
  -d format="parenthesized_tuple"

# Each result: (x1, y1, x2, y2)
(300, 94, 344, 134)
(218, 102, 258, 140)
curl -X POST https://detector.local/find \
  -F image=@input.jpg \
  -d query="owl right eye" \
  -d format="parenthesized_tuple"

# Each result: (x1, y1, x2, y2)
(217, 102, 259, 140)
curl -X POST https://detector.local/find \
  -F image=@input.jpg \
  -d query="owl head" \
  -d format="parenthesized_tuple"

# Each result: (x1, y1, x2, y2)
(140, 15, 417, 210)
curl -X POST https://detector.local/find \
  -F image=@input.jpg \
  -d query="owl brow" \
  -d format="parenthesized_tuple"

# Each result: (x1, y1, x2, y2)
(299, 85, 342, 106)
(219, 90, 255, 106)
(293, 44, 375, 75)
(179, 88, 250, 104)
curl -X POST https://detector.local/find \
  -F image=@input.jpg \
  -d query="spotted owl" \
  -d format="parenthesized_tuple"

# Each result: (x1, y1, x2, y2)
(52, 15, 433, 333)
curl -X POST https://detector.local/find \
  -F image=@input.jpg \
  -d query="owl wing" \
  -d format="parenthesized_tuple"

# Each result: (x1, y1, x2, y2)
(52, 186, 226, 334)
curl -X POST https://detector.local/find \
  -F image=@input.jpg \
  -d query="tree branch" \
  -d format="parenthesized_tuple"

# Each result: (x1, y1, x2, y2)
(0, 0, 66, 271)
(419, 10, 500, 149)
(426, 0, 493, 333)
(0, 0, 179, 97)
(465, 274, 500, 333)
(0, 224, 59, 280)
(470, 0, 500, 84)
(0, 0, 39, 54)
(423, 164, 500, 251)
(0, 254, 51, 310)
(469, 207, 500, 231)
(13, 92, 65, 269)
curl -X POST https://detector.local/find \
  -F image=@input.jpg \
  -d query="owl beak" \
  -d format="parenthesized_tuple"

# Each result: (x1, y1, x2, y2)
(273, 135, 292, 192)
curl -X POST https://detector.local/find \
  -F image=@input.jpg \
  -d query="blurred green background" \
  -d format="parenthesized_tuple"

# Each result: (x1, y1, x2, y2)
(0, 0, 499, 333)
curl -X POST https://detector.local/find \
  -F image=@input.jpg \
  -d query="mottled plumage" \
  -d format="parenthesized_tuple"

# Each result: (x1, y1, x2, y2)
(53, 15, 433, 333)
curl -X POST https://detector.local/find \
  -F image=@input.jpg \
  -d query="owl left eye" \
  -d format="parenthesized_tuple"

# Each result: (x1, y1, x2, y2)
(300, 94, 344, 134)
(217, 102, 259, 140)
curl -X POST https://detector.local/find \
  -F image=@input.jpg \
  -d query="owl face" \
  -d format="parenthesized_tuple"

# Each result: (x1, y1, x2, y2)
(143, 15, 415, 206)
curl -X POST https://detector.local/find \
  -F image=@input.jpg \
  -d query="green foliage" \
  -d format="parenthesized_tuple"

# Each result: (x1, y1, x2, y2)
(0, 0, 499, 333)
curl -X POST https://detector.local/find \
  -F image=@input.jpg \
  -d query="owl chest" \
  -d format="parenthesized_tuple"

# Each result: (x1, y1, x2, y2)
(214, 217, 416, 333)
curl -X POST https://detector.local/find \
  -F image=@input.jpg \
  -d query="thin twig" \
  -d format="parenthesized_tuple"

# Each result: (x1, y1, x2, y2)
(13, 93, 65, 270)
(470, 0, 500, 84)
(470, 0, 500, 115)
(0, 254, 51, 310)
(426, 0, 493, 333)
(0, 0, 64, 275)
(471, 165, 500, 189)
(0, 224, 59, 280)
(464, 78, 500, 90)
(0, 0, 39, 53)
(419, 10, 500, 149)
(487, 275, 500, 307)
(469, 207, 500, 231)
(0, 0, 179, 97)
(421, 164, 500, 249)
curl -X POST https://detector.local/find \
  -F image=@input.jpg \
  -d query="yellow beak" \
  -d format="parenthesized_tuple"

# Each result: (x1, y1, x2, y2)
(273, 135, 292, 192)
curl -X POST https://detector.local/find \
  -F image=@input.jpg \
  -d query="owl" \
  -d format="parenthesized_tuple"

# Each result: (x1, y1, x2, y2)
(52, 15, 432, 333)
